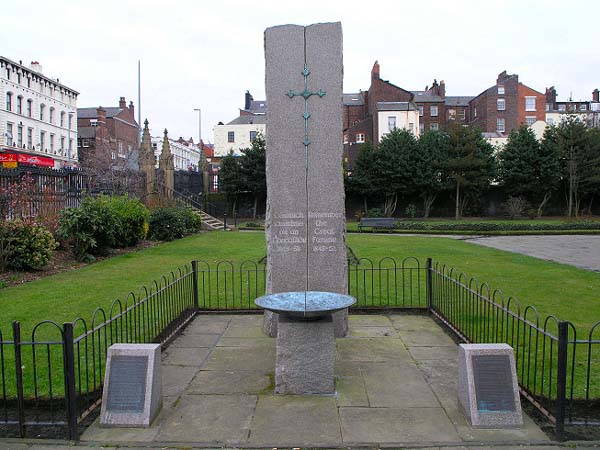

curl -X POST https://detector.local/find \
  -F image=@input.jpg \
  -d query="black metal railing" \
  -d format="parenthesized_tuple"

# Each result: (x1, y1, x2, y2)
(0, 264, 197, 440)
(1, 256, 598, 441)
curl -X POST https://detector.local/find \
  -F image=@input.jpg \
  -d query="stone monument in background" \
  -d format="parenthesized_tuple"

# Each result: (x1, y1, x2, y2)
(263, 22, 349, 338)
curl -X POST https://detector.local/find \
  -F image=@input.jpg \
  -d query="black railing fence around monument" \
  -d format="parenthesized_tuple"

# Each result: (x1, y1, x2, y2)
(0, 257, 598, 441)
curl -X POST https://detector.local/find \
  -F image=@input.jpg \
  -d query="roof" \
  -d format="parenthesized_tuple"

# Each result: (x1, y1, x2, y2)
(343, 93, 364, 106)
(482, 132, 507, 139)
(227, 115, 267, 125)
(1, 55, 80, 95)
(376, 102, 419, 111)
(241, 99, 267, 114)
(445, 96, 473, 107)
(77, 107, 124, 119)
(411, 91, 444, 103)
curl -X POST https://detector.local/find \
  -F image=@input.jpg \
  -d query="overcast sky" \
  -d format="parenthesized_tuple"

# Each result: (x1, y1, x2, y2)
(3, 0, 598, 143)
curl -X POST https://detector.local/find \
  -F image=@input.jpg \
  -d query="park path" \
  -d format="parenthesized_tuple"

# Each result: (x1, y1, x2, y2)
(466, 235, 600, 272)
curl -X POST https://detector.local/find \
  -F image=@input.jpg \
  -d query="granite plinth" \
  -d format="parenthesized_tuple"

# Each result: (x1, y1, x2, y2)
(275, 314, 335, 394)
(100, 343, 162, 428)
(458, 343, 523, 428)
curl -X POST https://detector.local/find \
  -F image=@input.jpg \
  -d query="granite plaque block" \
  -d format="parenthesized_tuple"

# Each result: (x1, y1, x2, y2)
(263, 22, 349, 338)
(457, 343, 523, 428)
(100, 344, 162, 427)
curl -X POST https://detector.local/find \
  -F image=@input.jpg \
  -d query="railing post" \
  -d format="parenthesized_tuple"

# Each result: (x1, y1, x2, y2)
(223, 213, 228, 230)
(12, 321, 26, 438)
(555, 321, 568, 441)
(191, 260, 200, 311)
(426, 257, 433, 311)
(62, 322, 79, 441)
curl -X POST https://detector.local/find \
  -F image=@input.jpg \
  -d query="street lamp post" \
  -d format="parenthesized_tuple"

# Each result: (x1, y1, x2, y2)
(193, 108, 201, 144)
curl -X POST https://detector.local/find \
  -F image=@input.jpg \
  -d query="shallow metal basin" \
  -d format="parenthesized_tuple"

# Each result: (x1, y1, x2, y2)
(254, 291, 356, 319)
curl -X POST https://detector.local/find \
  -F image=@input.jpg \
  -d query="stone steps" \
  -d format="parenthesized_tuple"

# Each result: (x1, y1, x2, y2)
(197, 210, 228, 231)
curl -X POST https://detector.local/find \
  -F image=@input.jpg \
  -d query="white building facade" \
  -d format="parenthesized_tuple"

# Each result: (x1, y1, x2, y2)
(0, 57, 78, 168)
(151, 136, 203, 171)
(213, 115, 266, 157)
(376, 102, 420, 142)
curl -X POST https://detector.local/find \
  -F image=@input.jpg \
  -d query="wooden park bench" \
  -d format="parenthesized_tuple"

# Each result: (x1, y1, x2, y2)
(358, 217, 397, 232)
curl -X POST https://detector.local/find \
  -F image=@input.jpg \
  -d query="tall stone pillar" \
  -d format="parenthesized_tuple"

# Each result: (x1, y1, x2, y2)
(138, 119, 157, 199)
(159, 129, 174, 198)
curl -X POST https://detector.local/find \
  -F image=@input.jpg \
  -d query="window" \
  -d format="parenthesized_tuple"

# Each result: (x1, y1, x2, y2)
(459, 109, 466, 120)
(6, 92, 12, 111)
(558, 104, 566, 112)
(5, 68, 9, 80)
(40, 104, 45, 121)
(17, 125, 23, 147)
(526, 116, 536, 126)
(388, 116, 396, 131)
(545, 104, 550, 111)
(430, 123, 439, 131)
(343, 134, 349, 144)
(496, 118, 505, 133)
(525, 97, 536, 111)
(419, 123, 425, 134)
(356, 133, 365, 143)
(61, 111, 65, 127)
(16, 96, 22, 114)
(61, 136, 65, 150)
(249, 130, 257, 141)
(17, 73, 21, 84)
(27, 128, 33, 149)
(227, 131, 235, 142)
(547, 118, 554, 126)
(6, 123, 13, 146)
(474, 107, 477, 118)
(497, 98, 506, 111)
(430, 105, 438, 117)
(68, 114, 72, 129)
(418, 105, 424, 116)
(50, 134, 55, 152)
(27, 78, 31, 88)
(498, 85, 505, 95)
(40, 131, 46, 150)
(448, 109, 456, 121)
(49, 107, 55, 124)
(70, 139, 73, 155)
(580, 104, 587, 111)
(27, 99, 32, 117)
(90, 119, 98, 127)
(408, 122, 414, 132)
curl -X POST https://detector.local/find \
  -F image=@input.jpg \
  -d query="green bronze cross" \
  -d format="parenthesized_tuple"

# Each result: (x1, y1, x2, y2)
(286, 64, 326, 150)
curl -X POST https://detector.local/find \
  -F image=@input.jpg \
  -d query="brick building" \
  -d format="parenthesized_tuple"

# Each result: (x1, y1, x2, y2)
(468, 71, 545, 135)
(545, 86, 600, 128)
(77, 97, 140, 170)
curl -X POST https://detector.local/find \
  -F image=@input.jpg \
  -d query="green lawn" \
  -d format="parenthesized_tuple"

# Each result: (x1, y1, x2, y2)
(1, 231, 599, 401)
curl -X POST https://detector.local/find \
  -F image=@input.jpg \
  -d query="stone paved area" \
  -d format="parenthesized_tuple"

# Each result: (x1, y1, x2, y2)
(69, 313, 556, 448)
(467, 235, 600, 272)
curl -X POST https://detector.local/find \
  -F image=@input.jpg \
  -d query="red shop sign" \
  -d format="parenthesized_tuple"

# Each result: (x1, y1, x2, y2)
(0, 153, 17, 163)
(17, 154, 55, 167)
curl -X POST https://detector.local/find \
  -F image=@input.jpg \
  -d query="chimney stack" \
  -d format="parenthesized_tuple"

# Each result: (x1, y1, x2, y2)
(593, 89, 599, 103)
(29, 61, 43, 73)
(439, 80, 446, 98)
(371, 60, 380, 80)
(119, 97, 126, 109)
(128, 101, 135, 120)
(545, 87, 557, 104)
(245, 91, 253, 110)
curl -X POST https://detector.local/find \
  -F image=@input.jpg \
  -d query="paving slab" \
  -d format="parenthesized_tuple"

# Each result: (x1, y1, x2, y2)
(336, 375, 369, 407)
(336, 337, 412, 362)
(228, 314, 265, 326)
(221, 324, 269, 338)
(408, 344, 458, 360)
(361, 361, 439, 407)
(349, 315, 394, 327)
(248, 395, 342, 446)
(349, 325, 399, 338)
(202, 346, 276, 371)
(156, 394, 256, 444)
(161, 347, 211, 366)
(181, 319, 230, 335)
(170, 332, 220, 348)
(216, 336, 275, 348)
(339, 406, 461, 444)
(187, 370, 273, 394)
(162, 365, 198, 396)
(399, 328, 457, 347)
(389, 313, 436, 329)
(81, 416, 161, 443)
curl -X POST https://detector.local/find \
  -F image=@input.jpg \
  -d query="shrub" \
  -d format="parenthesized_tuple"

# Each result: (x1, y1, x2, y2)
(149, 206, 200, 241)
(106, 196, 150, 247)
(57, 196, 119, 260)
(503, 196, 529, 220)
(366, 208, 384, 218)
(0, 220, 57, 271)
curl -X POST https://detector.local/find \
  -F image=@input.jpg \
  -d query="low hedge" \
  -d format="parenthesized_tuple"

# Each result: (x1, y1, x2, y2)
(387, 221, 600, 232)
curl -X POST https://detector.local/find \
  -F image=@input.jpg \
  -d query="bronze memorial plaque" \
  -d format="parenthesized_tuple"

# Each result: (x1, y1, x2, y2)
(105, 355, 148, 413)
(473, 354, 516, 412)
